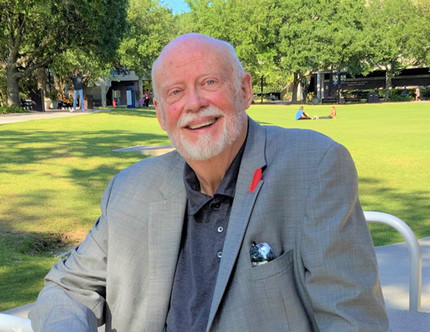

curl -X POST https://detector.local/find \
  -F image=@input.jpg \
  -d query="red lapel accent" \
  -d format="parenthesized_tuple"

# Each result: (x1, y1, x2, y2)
(249, 168, 262, 193)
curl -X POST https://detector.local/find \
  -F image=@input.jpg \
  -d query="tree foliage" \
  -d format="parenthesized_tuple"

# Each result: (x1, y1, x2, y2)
(408, 0, 430, 68)
(278, 0, 368, 101)
(0, 0, 127, 106)
(364, 0, 422, 98)
(184, 0, 287, 91)
(1, 0, 428, 106)
(117, 0, 177, 80)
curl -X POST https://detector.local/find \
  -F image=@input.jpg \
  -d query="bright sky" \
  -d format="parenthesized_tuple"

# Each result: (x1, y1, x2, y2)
(161, 0, 190, 14)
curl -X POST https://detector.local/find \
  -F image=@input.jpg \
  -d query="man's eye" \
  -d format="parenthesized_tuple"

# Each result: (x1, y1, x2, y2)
(171, 89, 180, 95)
(206, 80, 215, 85)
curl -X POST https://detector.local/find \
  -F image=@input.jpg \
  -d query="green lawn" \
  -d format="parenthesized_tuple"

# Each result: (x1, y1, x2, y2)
(0, 103, 429, 310)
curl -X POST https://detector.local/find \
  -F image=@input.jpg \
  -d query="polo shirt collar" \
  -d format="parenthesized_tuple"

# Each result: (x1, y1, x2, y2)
(183, 141, 246, 216)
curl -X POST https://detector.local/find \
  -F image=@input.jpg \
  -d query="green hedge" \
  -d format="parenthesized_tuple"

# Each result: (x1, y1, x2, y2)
(342, 88, 427, 102)
(0, 105, 29, 114)
(420, 88, 430, 99)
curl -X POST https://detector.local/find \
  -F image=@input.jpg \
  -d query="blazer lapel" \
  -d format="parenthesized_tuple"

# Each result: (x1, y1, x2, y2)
(207, 119, 267, 331)
(145, 155, 187, 330)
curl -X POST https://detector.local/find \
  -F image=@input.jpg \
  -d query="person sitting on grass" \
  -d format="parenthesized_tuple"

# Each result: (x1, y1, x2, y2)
(314, 106, 337, 120)
(295, 106, 312, 120)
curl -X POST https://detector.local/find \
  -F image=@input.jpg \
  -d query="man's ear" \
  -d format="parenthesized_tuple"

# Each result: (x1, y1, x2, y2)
(154, 99, 167, 131)
(241, 73, 253, 109)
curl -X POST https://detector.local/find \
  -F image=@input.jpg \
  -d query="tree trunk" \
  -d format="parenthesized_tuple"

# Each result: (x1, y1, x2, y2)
(385, 70, 392, 101)
(292, 73, 299, 103)
(301, 76, 308, 102)
(37, 68, 46, 111)
(36, 68, 46, 92)
(328, 71, 333, 97)
(6, 66, 20, 107)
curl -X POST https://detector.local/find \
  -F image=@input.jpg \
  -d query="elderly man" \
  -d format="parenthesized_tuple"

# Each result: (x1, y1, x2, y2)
(30, 33, 388, 331)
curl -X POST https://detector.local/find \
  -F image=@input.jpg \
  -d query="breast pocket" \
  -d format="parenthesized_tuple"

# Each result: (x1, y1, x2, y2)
(248, 249, 311, 331)
(250, 249, 294, 281)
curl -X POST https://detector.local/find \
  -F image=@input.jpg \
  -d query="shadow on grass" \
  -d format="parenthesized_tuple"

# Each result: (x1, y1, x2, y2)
(0, 119, 171, 309)
(0, 228, 66, 311)
(0, 129, 169, 226)
(0, 126, 169, 238)
(0, 227, 70, 257)
(0, 130, 167, 165)
(359, 176, 430, 246)
(0, 258, 53, 311)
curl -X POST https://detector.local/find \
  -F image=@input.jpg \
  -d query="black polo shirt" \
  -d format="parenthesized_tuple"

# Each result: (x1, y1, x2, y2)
(165, 144, 245, 332)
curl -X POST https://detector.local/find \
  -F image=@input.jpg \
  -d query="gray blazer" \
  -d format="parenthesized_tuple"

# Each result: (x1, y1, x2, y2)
(29, 118, 388, 331)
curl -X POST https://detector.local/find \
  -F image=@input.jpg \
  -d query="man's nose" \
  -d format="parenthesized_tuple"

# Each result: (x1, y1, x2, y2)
(184, 87, 209, 112)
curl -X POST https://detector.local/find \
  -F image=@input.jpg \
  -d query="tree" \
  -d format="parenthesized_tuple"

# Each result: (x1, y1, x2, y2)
(0, 0, 127, 106)
(184, 0, 287, 94)
(279, 0, 368, 102)
(116, 0, 177, 82)
(49, 48, 113, 101)
(364, 0, 421, 99)
(408, 0, 430, 68)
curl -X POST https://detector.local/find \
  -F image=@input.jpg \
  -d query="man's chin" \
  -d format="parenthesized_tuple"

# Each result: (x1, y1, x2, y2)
(173, 139, 224, 161)
(177, 146, 221, 161)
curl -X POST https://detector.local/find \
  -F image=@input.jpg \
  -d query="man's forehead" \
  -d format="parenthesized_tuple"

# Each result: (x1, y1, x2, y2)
(154, 41, 230, 79)
(158, 37, 223, 67)
(163, 34, 221, 54)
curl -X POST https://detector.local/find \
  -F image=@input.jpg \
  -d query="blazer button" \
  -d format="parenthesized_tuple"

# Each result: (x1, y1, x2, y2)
(216, 251, 223, 259)
(217, 226, 224, 233)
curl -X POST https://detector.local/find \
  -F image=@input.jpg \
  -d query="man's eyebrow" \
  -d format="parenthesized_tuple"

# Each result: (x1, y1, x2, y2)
(159, 80, 182, 91)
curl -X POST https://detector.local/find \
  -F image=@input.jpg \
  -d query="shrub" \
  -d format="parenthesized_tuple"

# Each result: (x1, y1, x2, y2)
(0, 105, 29, 114)
(420, 88, 430, 100)
(49, 91, 58, 101)
(387, 88, 414, 101)
(343, 89, 376, 100)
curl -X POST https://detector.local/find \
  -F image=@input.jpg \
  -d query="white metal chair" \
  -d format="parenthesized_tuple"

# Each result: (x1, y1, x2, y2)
(364, 211, 422, 312)
(0, 312, 32, 332)
(364, 211, 430, 332)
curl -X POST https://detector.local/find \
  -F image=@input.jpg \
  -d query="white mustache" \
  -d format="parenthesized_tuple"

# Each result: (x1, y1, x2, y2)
(177, 107, 224, 128)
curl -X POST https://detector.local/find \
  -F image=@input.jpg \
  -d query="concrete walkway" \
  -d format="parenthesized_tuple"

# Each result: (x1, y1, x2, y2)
(376, 237, 430, 312)
(0, 109, 109, 125)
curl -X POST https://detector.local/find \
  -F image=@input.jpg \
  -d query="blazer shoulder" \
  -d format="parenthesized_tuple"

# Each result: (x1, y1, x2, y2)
(110, 150, 184, 194)
(122, 150, 182, 175)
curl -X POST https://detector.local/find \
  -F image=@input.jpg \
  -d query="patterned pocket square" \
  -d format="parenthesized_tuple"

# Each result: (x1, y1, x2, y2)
(250, 242, 275, 266)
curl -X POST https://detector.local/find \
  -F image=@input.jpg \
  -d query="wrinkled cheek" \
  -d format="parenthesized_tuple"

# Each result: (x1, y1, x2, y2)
(164, 105, 183, 132)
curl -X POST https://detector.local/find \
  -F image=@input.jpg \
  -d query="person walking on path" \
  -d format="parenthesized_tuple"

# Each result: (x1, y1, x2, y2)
(144, 90, 152, 107)
(70, 68, 86, 112)
(415, 87, 421, 102)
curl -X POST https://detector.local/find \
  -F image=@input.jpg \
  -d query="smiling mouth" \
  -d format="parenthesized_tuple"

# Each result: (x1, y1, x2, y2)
(187, 118, 218, 130)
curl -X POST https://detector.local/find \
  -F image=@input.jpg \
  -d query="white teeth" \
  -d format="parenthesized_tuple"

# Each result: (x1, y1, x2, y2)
(188, 118, 216, 129)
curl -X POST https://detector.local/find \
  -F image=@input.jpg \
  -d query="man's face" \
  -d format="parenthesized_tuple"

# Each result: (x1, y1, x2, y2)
(153, 39, 251, 161)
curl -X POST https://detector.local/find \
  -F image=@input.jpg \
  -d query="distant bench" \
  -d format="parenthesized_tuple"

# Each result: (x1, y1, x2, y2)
(322, 97, 339, 104)
(344, 97, 361, 103)
(20, 99, 34, 110)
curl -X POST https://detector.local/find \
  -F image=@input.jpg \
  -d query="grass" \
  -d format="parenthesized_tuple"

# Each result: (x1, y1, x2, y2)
(0, 103, 429, 310)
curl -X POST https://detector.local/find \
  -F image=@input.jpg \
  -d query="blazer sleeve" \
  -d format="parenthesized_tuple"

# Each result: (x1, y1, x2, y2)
(299, 143, 388, 331)
(29, 177, 116, 331)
